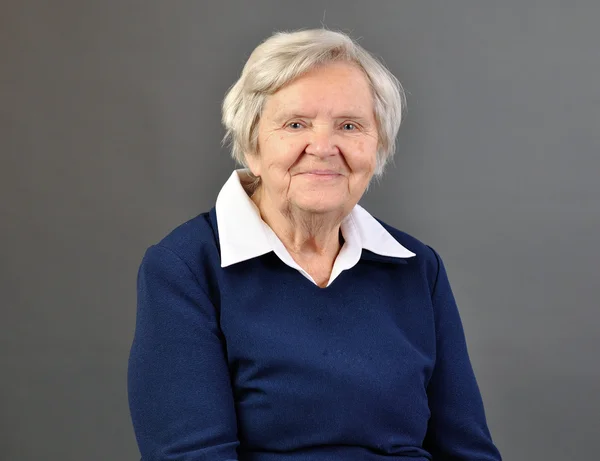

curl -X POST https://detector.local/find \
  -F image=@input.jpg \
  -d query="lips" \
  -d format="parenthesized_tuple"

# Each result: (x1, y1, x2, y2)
(300, 170, 341, 175)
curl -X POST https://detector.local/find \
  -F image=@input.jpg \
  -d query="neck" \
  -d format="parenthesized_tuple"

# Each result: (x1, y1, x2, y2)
(251, 187, 343, 263)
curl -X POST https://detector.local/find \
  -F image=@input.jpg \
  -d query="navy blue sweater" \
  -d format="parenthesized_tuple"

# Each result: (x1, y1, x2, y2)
(128, 208, 501, 461)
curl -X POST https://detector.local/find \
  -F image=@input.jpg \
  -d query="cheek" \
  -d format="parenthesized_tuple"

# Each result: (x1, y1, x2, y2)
(346, 138, 377, 172)
(260, 135, 299, 169)
(280, 138, 306, 165)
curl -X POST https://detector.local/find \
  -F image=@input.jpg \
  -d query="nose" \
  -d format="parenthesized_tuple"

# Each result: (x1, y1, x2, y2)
(304, 126, 339, 158)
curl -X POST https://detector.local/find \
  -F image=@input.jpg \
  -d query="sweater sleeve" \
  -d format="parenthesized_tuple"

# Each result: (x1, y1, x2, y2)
(422, 247, 502, 460)
(128, 244, 239, 461)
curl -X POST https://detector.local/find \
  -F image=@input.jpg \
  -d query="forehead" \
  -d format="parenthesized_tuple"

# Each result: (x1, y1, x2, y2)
(265, 62, 375, 117)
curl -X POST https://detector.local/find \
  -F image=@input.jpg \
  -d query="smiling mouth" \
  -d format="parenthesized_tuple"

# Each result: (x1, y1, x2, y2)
(301, 173, 342, 181)
(300, 170, 342, 177)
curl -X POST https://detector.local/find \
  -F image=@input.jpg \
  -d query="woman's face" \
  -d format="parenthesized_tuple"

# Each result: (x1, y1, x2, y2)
(247, 61, 379, 217)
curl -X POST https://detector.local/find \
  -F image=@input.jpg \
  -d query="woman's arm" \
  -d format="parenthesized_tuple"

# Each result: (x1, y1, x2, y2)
(422, 247, 502, 460)
(128, 244, 239, 461)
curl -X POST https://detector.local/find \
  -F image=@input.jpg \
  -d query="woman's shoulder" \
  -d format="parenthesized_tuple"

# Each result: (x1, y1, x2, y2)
(145, 208, 221, 271)
(372, 217, 443, 288)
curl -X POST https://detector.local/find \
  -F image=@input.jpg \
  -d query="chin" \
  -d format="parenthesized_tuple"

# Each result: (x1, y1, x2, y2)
(292, 196, 347, 215)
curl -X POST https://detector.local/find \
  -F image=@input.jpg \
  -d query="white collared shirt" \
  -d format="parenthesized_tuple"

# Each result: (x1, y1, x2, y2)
(215, 169, 415, 287)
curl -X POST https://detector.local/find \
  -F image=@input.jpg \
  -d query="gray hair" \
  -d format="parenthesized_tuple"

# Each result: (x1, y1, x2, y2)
(221, 28, 406, 177)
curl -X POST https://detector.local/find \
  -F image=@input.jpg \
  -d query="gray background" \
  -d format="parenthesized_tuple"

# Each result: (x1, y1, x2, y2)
(2, 1, 599, 460)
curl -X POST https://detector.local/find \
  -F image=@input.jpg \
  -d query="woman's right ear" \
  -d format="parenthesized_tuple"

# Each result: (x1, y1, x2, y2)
(244, 151, 261, 177)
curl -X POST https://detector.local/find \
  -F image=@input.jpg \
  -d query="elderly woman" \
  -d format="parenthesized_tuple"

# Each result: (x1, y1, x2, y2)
(128, 29, 502, 461)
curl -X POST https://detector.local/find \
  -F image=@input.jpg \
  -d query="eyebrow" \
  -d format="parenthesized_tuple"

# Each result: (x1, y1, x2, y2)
(273, 112, 371, 123)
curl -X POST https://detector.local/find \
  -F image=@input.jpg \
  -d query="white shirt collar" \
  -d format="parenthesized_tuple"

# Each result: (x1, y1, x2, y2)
(215, 169, 415, 286)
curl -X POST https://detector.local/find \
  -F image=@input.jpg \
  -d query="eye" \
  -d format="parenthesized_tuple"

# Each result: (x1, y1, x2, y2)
(286, 122, 303, 130)
(342, 123, 357, 131)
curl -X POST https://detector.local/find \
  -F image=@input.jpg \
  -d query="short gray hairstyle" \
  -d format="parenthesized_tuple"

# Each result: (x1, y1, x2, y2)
(221, 28, 406, 177)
